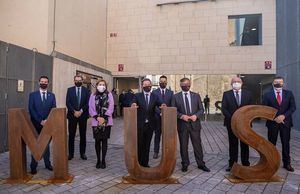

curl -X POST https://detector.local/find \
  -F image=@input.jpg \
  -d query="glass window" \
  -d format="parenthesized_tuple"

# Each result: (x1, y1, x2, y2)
(228, 14, 262, 46)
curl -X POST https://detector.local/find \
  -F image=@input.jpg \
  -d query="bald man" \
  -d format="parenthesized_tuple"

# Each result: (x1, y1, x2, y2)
(221, 77, 254, 172)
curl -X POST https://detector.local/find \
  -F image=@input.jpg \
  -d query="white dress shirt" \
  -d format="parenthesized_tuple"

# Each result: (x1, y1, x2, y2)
(182, 91, 192, 114)
(40, 89, 47, 100)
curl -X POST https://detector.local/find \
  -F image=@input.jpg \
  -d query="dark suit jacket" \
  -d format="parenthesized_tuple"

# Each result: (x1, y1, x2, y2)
(263, 89, 296, 128)
(123, 92, 135, 107)
(152, 88, 173, 117)
(28, 90, 56, 129)
(172, 91, 204, 132)
(66, 86, 90, 119)
(131, 92, 162, 129)
(221, 89, 253, 126)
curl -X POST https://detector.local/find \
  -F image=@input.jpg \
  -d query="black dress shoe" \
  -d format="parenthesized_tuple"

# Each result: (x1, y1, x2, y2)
(68, 155, 73, 160)
(96, 161, 101, 169)
(46, 165, 53, 171)
(198, 165, 210, 172)
(181, 166, 188, 172)
(81, 154, 87, 160)
(153, 152, 158, 159)
(284, 164, 294, 172)
(31, 168, 37, 175)
(101, 161, 106, 169)
(226, 166, 232, 172)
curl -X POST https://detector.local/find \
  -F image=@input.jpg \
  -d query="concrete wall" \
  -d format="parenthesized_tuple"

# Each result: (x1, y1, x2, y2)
(0, 0, 107, 68)
(107, 0, 276, 76)
(276, 0, 300, 130)
(53, 58, 112, 108)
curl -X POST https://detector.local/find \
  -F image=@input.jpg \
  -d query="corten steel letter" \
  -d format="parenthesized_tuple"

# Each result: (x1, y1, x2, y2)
(7, 108, 73, 183)
(226, 105, 282, 183)
(123, 107, 178, 184)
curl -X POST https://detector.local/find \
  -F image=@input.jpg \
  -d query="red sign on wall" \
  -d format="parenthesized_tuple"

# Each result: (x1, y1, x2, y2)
(118, 64, 124, 72)
(265, 61, 272, 69)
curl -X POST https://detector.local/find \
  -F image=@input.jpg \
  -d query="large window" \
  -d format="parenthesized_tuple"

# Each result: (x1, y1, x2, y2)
(228, 14, 262, 46)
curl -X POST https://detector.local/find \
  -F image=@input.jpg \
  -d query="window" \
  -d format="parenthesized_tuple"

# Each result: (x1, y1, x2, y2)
(228, 14, 262, 46)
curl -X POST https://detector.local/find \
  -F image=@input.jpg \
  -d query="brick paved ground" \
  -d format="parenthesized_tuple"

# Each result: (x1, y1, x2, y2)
(0, 117, 300, 193)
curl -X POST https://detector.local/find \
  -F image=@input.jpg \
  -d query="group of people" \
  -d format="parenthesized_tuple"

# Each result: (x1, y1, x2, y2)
(27, 74, 296, 175)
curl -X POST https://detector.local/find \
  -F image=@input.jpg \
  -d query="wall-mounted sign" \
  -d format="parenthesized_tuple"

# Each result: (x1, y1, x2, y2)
(118, 64, 124, 72)
(265, 61, 272, 70)
(17, 80, 24, 92)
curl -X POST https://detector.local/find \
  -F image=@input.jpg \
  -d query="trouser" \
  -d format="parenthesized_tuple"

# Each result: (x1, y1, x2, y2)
(138, 123, 153, 167)
(68, 117, 87, 156)
(153, 117, 161, 153)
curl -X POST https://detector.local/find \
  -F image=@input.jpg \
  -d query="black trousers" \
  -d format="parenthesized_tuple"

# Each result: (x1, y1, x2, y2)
(226, 124, 249, 167)
(178, 124, 205, 167)
(68, 117, 87, 156)
(30, 123, 51, 170)
(138, 123, 153, 167)
(153, 117, 161, 154)
(267, 123, 291, 166)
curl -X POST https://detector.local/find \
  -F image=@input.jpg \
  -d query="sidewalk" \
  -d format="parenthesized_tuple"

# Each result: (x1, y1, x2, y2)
(0, 117, 300, 193)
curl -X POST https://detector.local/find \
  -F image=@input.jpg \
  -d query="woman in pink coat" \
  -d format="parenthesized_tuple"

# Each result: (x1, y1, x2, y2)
(89, 79, 114, 169)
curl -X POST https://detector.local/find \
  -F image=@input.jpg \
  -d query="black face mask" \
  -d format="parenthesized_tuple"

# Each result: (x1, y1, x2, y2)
(181, 86, 190, 92)
(40, 84, 48, 90)
(75, 82, 82, 87)
(159, 83, 167, 89)
(273, 83, 283, 88)
(143, 86, 151, 93)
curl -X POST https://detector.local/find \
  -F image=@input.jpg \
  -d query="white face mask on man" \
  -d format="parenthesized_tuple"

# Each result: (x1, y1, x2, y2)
(97, 85, 106, 93)
(232, 82, 242, 90)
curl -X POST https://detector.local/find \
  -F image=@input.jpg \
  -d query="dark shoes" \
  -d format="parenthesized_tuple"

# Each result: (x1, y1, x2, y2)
(96, 161, 101, 169)
(226, 166, 232, 172)
(46, 165, 53, 171)
(68, 155, 73, 160)
(198, 165, 210, 172)
(96, 161, 107, 169)
(30, 168, 37, 175)
(81, 154, 87, 160)
(181, 165, 188, 172)
(153, 152, 159, 159)
(284, 164, 294, 172)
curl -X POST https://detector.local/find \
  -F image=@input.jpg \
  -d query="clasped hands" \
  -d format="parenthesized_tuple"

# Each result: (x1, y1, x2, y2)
(131, 103, 167, 109)
(73, 110, 82, 118)
(180, 115, 197, 122)
(97, 117, 106, 126)
(274, 114, 285, 124)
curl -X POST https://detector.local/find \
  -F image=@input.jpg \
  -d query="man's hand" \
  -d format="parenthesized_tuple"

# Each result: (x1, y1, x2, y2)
(131, 103, 139, 108)
(190, 115, 198, 122)
(41, 120, 47, 126)
(180, 115, 190, 122)
(159, 103, 167, 109)
(74, 111, 82, 118)
(97, 117, 105, 125)
(274, 115, 285, 124)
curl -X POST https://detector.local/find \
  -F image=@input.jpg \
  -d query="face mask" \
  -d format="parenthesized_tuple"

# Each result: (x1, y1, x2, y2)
(273, 83, 283, 89)
(232, 82, 242, 90)
(181, 86, 190, 92)
(40, 84, 48, 90)
(159, 83, 167, 89)
(143, 86, 151, 93)
(97, 85, 106, 93)
(75, 82, 82, 87)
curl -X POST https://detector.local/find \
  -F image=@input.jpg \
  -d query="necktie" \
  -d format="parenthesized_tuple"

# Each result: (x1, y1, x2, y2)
(235, 91, 240, 106)
(184, 93, 191, 115)
(42, 92, 46, 103)
(145, 94, 149, 108)
(162, 89, 165, 101)
(276, 92, 281, 105)
(77, 87, 81, 109)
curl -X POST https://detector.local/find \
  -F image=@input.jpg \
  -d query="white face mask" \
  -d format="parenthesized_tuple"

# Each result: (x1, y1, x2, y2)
(232, 82, 242, 90)
(97, 85, 106, 93)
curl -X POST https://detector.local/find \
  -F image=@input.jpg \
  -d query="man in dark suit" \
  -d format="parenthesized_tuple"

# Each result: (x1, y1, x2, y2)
(28, 75, 56, 175)
(263, 76, 296, 172)
(221, 76, 253, 172)
(66, 75, 90, 160)
(172, 77, 210, 172)
(124, 89, 135, 107)
(131, 78, 165, 167)
(152, 75, 174, 159)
